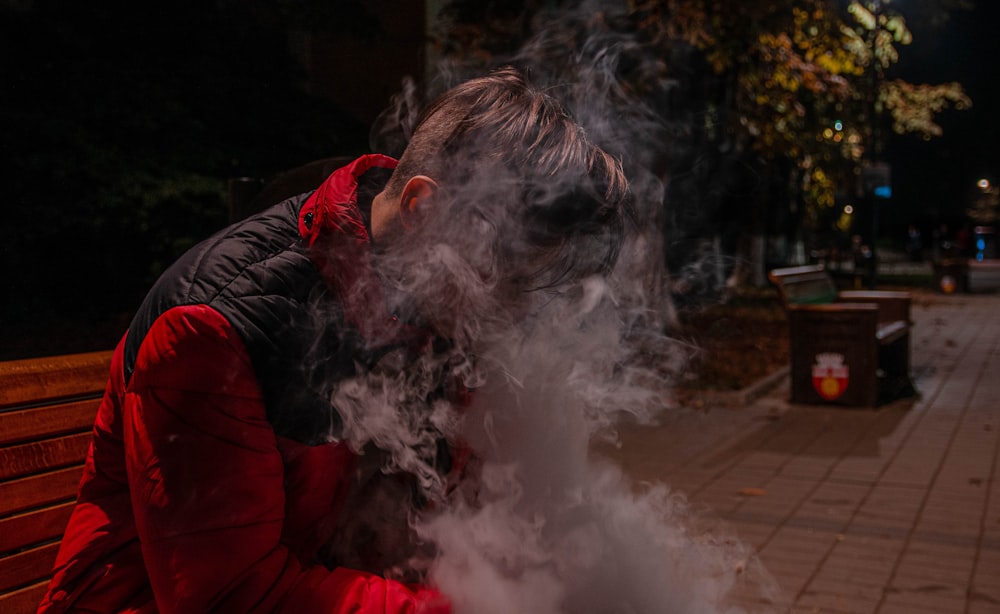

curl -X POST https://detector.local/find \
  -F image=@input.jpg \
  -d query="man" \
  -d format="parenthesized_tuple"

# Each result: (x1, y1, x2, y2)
(39, 67, 630, 613)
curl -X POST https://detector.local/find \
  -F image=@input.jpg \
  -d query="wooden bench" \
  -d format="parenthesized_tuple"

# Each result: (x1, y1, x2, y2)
(768, 265, 914, 407)
(0, 351, 112, 614)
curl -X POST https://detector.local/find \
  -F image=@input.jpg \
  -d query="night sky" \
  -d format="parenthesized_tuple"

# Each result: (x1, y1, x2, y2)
(884, 1, 1000, 230)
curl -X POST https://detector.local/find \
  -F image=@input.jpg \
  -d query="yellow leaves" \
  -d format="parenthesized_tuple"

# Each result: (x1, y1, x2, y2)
(882, 79, 973, 137)
(773, 72, 800, 93)
(754, 7, 861, 104)
(884, 15, 912, 45)
(847, 2, 912, 69)
(631, 0, 970, 168)
(816, 52, 862, 78)
(841, 24, 871, 68)
(849, 5, 910, 43)
(757, 32, 792, 51)
(848, 2, 875, 31)
(650, 0, 716, 51)
(706, 50, 730, 74)
(804, 165, 836, 210)
(874, 28, 900, 68)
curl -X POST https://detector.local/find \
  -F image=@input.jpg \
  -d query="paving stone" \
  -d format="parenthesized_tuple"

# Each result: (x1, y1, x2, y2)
(968, 602, 1000, 614)
(877, 601, 961, 614)
(878, 588, 967, 612)
(886, 574, 966, 599)
(809, 565, 893, 590)
(820, 554, 898, 578)
(598, 293, 1000, 613)
(796, 588, 878, 614)
(891, 558, 973, 586)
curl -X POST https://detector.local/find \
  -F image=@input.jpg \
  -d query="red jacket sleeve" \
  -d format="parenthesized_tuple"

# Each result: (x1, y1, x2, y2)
(123, 304, 450, 613)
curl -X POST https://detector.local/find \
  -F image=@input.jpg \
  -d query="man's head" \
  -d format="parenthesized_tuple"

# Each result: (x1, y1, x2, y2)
(370, 67, 631, 339)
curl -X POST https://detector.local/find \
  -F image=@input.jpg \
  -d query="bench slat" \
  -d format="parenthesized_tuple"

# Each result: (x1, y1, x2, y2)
(0, 351, 113, 612)
(0, 542, 59, 594)
(0, 399, 100, 447)
(0, 502, 74, 554)
(0, 580, 49, 614)
(0, 433, 93, 482)
(786, 302, 878, 315)
(0, 466, 83, 518)
(0, 351, 111, 410)
(768, 265, 839, 305)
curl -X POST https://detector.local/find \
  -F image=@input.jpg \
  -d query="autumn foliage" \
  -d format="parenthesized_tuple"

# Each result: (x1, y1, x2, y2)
(435, 0, 971, 262)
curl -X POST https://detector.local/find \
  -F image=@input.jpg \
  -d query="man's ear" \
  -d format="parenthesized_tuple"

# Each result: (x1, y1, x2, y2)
(399, 175, 438, 228)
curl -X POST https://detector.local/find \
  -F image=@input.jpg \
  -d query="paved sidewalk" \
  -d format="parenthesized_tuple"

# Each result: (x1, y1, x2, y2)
(604, 291, 1000, 613)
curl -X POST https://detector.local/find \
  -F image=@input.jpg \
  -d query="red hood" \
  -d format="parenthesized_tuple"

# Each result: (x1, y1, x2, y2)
(297, 154, 402, 346)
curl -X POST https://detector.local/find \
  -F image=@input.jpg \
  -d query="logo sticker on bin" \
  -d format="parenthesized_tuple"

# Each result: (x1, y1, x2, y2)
(812, 353, 849, 400)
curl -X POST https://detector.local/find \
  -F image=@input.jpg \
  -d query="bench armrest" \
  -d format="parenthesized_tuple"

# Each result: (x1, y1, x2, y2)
(786, 303, 880, 339)
(837, 290, 912, 325)
(787, 302, 878, 314)
(876, 320, 909, 343)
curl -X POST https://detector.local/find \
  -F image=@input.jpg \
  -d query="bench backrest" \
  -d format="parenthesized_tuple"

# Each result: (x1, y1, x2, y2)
(768, 264, 839, 307)
(0, 351, 112, 614)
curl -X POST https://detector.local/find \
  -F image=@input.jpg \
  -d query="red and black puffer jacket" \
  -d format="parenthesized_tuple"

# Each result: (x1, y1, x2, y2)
(37, 155, 451, 614)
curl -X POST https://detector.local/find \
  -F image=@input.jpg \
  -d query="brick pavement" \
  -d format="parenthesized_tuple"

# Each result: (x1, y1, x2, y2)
(602, 291, 1000, 613)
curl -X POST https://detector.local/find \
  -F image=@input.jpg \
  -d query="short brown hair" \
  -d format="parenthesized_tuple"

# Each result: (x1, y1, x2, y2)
(386, 67, 630, 291)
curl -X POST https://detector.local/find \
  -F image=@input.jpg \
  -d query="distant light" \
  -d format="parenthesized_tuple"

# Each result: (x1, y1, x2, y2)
(834, 120, 843, 131)
(874, 186, 892, 199)
(844, 205, 854, 214)
(823, 128, 834, 139)
(978, 178, 990, 190)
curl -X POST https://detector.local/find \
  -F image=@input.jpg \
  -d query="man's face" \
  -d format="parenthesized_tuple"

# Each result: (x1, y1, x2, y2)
(369, 189, 397, 242)
(367, 181, 503, 344)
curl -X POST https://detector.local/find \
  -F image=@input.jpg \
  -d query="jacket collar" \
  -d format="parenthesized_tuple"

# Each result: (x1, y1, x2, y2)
(298, 154, 412, 348)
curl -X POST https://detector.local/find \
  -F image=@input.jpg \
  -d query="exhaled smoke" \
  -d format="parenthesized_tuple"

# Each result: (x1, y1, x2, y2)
(370, 75, 422, 159)
(417, 285, 778, 613)
(320, 1, 783, 611)
(326, 279, 779, 611)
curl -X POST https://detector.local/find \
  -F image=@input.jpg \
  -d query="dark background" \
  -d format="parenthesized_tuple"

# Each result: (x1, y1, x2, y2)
(2, 1, 996, 360)
(1, 1, 422, 359)
(884, 1, 1000, 230)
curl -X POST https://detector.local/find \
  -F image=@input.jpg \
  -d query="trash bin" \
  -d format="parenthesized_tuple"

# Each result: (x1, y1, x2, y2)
(788, 304, 879, 407)
(932, 258, 968, 294)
